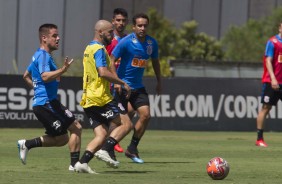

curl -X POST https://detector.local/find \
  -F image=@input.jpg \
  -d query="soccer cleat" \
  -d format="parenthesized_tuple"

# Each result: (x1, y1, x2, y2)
(68, 165, 74, 172)
(125, 149, 144, 164)
(94, 150, 119, 168)
(74, 162, 98, 174)
(114, 143, 124, 153)
(17, 139, 28, 165)
(255, 139, 268, 147)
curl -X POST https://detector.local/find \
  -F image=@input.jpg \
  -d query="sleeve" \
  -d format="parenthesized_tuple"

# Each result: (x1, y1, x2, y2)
(106, 39, 118, 56)
(27, 62, 33, 73)
(112, 39, 124, 59)
(265, 40, 274, 57)
(37, 53, 51, 74)
(94, 48, 107, 68)
(151, 39, 159, 59)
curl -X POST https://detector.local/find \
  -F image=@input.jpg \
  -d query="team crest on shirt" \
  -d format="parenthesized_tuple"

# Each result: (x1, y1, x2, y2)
(132, 38, 138, 43)
(147, 39, 152, 44)
(273, 38, 277, 43)
(147, 45, 153, 55)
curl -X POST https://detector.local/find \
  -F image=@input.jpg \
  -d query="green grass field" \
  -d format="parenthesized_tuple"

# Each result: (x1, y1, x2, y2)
(1, 128, 282, 184)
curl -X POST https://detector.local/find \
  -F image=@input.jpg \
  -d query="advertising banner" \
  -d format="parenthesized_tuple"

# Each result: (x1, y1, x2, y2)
(1, 75, 281, 131)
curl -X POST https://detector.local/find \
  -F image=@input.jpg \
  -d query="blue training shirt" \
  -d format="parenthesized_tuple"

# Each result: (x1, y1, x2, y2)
(265, 34, 282, 57)
(90, 41, 108, 68)
(112, 32, 159, 89)
(27, 48, 59, 106)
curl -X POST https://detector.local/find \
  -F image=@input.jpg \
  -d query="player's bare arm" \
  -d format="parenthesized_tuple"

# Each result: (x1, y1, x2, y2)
(98, 66, 131, 98)
(265, 56, 279, 90)
(152, 58, 162, 95)
(110, 54, 123, 94)
(109, 55, 118, 77)
(23, 70, 33, 88)
(41, 56, 74, 82)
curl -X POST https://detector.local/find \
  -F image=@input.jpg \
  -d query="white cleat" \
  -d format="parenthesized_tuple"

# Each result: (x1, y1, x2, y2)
(74, 162, 98, 174)
(94, 150, 119, 168)
(17, 139, 28, 165)
(68, 165, 74, 172)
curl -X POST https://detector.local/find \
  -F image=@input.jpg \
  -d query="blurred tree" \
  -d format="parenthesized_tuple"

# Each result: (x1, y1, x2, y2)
(66, 8, 226, 77)
(222, 7, 282, 62)
(144, 8, 224, 77)
(174, 21, 224, 61)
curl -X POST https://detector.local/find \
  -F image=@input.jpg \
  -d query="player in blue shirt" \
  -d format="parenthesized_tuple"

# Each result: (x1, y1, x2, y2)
(17, 24, 82, 171)
(111, 13, 162, 163)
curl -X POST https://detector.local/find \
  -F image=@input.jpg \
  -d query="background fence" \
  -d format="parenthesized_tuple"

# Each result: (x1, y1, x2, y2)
(1, 0, 282, 75)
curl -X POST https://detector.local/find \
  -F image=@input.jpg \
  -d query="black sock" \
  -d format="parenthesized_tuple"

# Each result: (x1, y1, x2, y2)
(70, 151, 80, 167)
(101, 137, 118, 151)
(79, 151, 94, 164)
(25, 137, 42, 149)
(257, 129, 264, 140)
(128, 136, 140, 152)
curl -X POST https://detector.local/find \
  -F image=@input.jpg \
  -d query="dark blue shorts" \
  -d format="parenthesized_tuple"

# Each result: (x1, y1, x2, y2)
(33, 99, 75, 136)
(260, 83, 282, 105)
(113, 87, 150, 114)
(83, 100, 120, 129)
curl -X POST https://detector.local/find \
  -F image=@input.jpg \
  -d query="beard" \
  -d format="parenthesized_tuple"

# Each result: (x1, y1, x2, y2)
(103, 35, 112, 46)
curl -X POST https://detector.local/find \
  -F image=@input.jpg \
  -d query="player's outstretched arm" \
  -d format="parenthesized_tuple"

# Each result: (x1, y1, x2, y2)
(98, 66, 131, 98)
(41, 56, 74, 82)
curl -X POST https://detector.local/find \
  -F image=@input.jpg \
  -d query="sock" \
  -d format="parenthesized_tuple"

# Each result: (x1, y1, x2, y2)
(70, 151, 80, 167)
(257, 129, 263, 140)
(25, 137, 42, 149)
(101, 137, 118, 151)
(128, 136, 140, 152)
(79, 151, 94, 164)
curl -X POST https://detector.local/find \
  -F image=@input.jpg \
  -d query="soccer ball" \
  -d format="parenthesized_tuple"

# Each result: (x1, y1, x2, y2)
(206, 157, 230, 180)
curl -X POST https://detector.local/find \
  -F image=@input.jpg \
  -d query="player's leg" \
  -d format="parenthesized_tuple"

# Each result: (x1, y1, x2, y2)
(125, 105, 150, 163)
(67, 120, 82, 171)
(256, 104, 271, 147)
(256, 83, 278, 147)
(125, 88, 150, 163)
(49, 99, 82, 170)
(127, 102, 136, 120)
(113, 107, 134, 153)
(112, 90, 133, 153)
(95, 114, 132, 168)
(17, 103, 69, 165)
(75, 124, 107, 174)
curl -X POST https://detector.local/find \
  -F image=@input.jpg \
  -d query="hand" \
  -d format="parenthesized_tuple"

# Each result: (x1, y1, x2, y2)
(61, 56, 74, 72)
(114, 84, 122, 94)
(271, 79, 280, 91)
(123, 83, 131, 99)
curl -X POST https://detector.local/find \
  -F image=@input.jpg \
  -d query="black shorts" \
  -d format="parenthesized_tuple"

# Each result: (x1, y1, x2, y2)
(33, 99, 75, 136)
(83, 100, 120, 129)
(114, 87, 150, 114)
(260, 83, 282, 106)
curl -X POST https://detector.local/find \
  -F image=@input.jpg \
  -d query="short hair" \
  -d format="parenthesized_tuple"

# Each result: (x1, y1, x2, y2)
(132, 13, 149, 25)
(113, 8, 128, 18)
(39, 23, 57, 41)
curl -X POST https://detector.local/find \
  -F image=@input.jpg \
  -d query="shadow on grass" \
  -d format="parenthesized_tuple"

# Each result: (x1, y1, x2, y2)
(104, 170, 154, 174)
(125, 161, 195, 164)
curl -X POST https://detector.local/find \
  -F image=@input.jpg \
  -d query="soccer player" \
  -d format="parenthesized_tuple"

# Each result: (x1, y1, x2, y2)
(74, 20, 132, 173)
(256, 22, 282, 147)
(18, 24, 82, 171)
(106, 8, 132, 153)
(111, 13, 162, 163)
